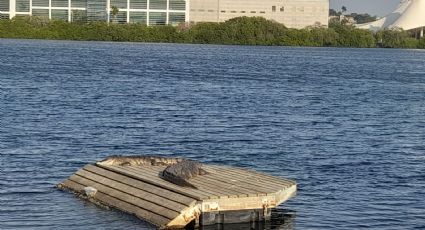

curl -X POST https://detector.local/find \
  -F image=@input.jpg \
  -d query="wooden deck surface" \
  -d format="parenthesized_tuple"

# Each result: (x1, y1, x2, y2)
(59, 163, 296, 229)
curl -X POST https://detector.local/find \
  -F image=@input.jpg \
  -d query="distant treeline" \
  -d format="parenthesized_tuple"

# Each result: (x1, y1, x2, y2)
(1, 16, 424, 49)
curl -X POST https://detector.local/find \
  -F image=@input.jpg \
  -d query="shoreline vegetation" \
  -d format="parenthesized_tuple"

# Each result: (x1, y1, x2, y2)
(1, 16, 425, 49)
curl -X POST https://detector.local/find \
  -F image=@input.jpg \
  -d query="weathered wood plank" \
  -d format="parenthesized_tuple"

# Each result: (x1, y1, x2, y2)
(75, 169, 189, 212)
(99, 164, 214, 200)
(224, 166, 296, 186)
(62, 179, 170, 227)
(151, 165, 264, 197)
(188, 172, 256, 197)
(112, 165, 215, 198)
(118, 166, 222, 199)
(206, 165, 294, 190)
(130, 166, 246, 199)
(83, 164, 196, 206)
(61, 159, 297, 229)
(69, 174, 179, 220)
(203, 165, 287, 193)
(136, 165, 276, 198)
(198, 169, 275, 195)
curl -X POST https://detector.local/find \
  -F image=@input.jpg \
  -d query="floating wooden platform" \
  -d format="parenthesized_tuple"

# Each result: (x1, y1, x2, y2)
(58, 159, 297, 229)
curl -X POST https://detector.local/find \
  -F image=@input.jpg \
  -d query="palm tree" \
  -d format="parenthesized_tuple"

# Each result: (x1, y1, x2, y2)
(111, 6, 119, 23)
(341, 6, 347, 14)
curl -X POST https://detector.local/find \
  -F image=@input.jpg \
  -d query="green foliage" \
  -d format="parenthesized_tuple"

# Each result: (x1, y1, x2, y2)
(0, 16, 422, 49)
(376, 29, 419, 48)
(329, 8, 377, 24)
(110, 6, 119, 23)
(349, 13, 377, 24)
(329, 20, 375, 48)
(329, 9, 340, 16)
(418, 37, 425, 49)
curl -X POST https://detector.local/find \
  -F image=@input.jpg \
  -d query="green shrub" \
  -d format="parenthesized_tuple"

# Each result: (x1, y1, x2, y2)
(0, 16, 423, 49)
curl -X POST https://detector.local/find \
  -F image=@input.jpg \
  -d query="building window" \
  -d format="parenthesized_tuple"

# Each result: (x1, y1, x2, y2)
(169, 0, 186, 11)
(16, 0, 30, 12)
(0, 0, 10, 11)
(110, 10, 127, 23)
(71, 10, 87, 22)
(51, 0, 68, 7)
(32, 9, 49, 18)
(0, 13, 10, 20)
(71, 0, 87, 8)
(130, 0, 148, 9)
(280, 7, 285, 12)
(272, 6, 276, 12)
(149, 0, 167, 10)
(250, 11, 256, 13)
(169, 12, 185, 25)
(260, 11, 265, 14)
(33, 0, 48, 7)
(130, 12, 147, 24)
(149, 12, 166, 25)
(87, 1, 107, 22)
(111, 0, 127, 9)
(51, 9, 68, 20)
(230, 11, 236, 13)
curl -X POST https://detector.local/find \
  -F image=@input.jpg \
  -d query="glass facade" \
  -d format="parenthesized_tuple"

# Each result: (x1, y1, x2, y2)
(52, 9, 68, 20)
(71, 9, 87, 22)
(2, 0, 187, 25)
(16, 0, 30, 12)
(0, 13, 9, 20)
(51, 0, 69, 7)
(32, 9, 49, 17)
(0, 1, 10, 11)
(72, 0, 87, 8)
(149, 0, 167, 10)
(130, 0, 147, 9)
(129, 11, 147, 23)
(87, 0, 107, 22)
(169, 12, 185, 25)
(170, 0, 185, 11)
(110, 0, 127, 8)
(149, 12, 166, 25)
(33, 0, 49, 7)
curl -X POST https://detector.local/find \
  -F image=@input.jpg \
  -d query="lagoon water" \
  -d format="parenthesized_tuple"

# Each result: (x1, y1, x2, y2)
(1, 39, 424, 229)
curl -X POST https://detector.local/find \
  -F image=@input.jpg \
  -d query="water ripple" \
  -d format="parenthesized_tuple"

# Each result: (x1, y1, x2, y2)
(1, 39, 424, 229)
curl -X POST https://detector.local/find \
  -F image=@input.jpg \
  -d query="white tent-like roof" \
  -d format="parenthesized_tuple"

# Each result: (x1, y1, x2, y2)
(357, 0, 425, 32)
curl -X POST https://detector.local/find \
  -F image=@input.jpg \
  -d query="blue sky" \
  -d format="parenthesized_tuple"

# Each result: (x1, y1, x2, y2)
(330, 0, 400, 16)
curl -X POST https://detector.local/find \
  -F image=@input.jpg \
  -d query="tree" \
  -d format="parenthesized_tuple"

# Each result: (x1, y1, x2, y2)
(329, 9, 340, 16)
(111, 6, 119, 23)
(349, 13, 377, 24)
(341, 6, 347, 14)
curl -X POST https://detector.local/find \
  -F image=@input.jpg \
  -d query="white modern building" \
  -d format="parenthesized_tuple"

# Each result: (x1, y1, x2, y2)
(190, 0, 329, 29)
(357, 0, 425, 37)
(0, 0, 329, 28)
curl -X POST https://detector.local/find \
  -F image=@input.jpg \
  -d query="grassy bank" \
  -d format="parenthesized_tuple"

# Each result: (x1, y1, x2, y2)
(1, 16, 424, 49)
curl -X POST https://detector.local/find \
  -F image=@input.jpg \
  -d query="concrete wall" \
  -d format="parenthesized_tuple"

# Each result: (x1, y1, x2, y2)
(189, 0, 329, 29)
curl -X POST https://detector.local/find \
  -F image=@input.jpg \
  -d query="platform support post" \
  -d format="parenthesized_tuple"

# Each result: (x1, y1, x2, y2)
(263, 207, 271, 221)
(195, 214, 201, 228)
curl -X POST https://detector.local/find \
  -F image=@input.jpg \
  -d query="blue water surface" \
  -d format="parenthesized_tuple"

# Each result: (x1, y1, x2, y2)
(1, 39, 424, 229)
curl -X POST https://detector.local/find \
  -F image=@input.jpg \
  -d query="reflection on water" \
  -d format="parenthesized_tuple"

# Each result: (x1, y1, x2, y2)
(197, 209, 295, 230)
